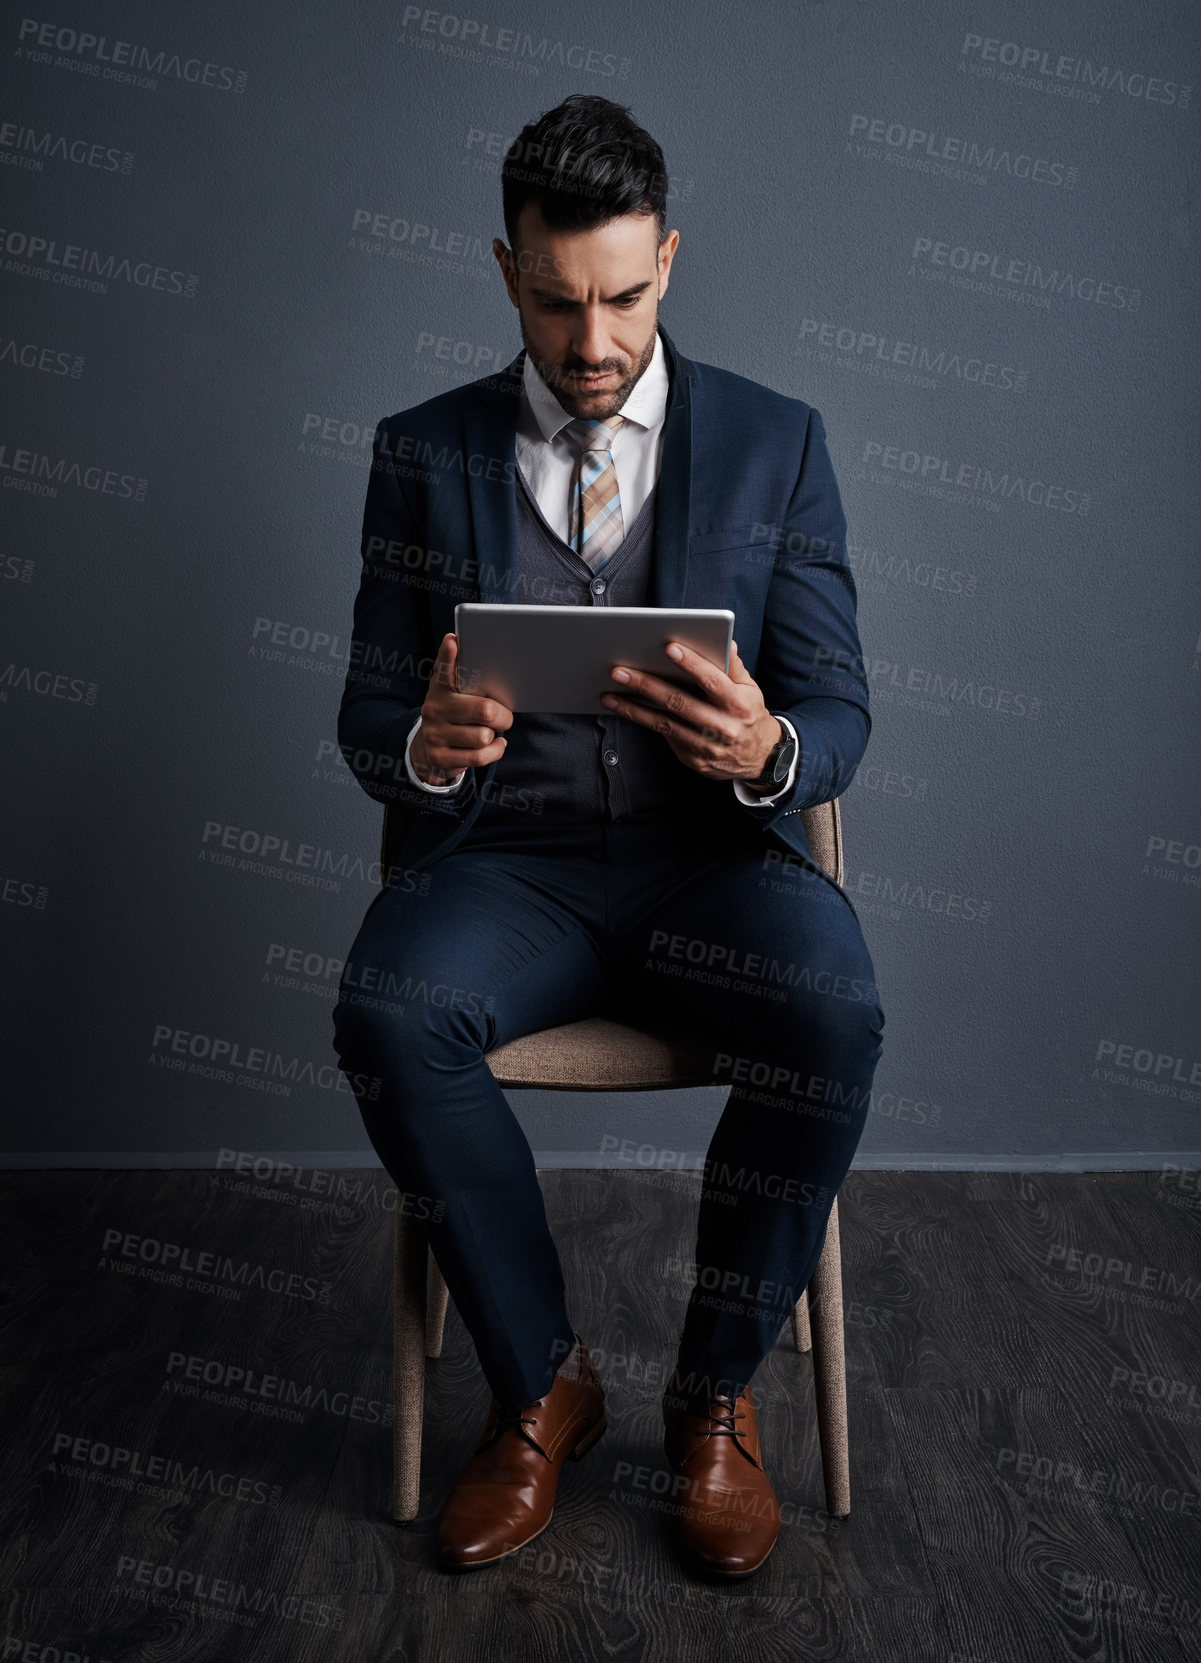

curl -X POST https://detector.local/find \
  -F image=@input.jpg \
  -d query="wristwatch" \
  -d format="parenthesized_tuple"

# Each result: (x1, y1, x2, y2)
(746, 718, 798, 792)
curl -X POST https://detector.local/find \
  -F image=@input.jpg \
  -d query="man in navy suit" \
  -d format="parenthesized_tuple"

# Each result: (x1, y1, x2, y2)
(333, 94, 885, 1577)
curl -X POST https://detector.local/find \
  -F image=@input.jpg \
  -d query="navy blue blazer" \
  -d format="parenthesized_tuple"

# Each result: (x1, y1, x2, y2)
(338, 324, 872, 876)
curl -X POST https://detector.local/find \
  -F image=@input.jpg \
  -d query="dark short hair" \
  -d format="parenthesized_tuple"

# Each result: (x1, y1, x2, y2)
(501, 94, 669, 257)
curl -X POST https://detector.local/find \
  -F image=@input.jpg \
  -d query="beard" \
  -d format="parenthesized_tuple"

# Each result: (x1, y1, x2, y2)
(518, 310, 659, 421)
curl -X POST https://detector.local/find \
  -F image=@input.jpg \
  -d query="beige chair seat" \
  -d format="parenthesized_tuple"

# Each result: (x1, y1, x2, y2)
(485, 1015, 717, 1091)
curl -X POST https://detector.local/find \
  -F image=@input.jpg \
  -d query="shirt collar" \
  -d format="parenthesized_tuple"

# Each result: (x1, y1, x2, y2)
(521, 327, 668, 443)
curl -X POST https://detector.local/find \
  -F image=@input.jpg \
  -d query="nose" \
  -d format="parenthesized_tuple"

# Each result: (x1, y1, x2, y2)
(570, 308, 616, 369)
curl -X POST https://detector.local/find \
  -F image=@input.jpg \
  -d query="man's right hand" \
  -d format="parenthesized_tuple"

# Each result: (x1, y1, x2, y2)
(410, 632, 514, 786)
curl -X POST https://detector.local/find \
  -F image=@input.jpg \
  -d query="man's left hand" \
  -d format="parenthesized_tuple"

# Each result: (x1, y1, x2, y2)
(599, 639, 783, 789)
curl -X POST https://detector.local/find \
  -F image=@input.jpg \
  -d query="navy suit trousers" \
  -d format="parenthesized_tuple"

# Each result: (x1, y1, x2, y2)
(331, 800, 885, 1410)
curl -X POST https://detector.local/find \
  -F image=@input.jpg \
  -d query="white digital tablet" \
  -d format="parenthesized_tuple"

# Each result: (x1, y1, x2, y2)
(453, 603, 735, 715)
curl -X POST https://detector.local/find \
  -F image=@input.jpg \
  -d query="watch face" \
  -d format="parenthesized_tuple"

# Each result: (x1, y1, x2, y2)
(773, 736, 797, 781)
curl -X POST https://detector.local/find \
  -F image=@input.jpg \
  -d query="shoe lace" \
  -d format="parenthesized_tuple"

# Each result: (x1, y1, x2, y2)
(481, 1399, 543, 1448)
(496, 1404, 541, 1431)
(701, 1395, 747, 1440)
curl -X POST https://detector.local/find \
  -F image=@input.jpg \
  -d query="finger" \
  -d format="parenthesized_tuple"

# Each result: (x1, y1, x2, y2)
(431, 631, 459, 695)
(445, 723, 504, 750)
(600, 690, 732, 750)
(424, 737, 507, 776)
(449, 693, 514, 733)
(609, 653, 742, 730)
(660, 639, 739, 700)
(433, 713, 508, 767)
(726, 638, 754, 684)
(604, 670, 738, 739)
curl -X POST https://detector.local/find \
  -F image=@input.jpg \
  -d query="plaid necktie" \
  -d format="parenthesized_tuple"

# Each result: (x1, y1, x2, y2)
(565, 414, 627, 573)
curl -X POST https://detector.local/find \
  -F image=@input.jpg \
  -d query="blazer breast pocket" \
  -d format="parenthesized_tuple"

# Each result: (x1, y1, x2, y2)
(687, 524, 778, 557)
(684, 528, 774, 655)
(687, 527, 779, 606)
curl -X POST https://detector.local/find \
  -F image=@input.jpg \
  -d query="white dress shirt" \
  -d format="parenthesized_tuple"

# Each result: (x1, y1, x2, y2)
(404, 328, 800, 806)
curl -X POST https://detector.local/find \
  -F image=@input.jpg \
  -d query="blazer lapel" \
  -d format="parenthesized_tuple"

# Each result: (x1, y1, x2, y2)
(462, 357, 523, 605)
(649, 324, 694, 611)
(460, 324, 695, 608)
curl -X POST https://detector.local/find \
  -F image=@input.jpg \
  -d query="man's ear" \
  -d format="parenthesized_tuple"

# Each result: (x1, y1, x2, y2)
(657, 228, 680, 297)
(493, 238, 520, 307)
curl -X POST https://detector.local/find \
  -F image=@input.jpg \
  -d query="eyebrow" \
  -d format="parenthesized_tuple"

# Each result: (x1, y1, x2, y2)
(527, 279, 655, 303)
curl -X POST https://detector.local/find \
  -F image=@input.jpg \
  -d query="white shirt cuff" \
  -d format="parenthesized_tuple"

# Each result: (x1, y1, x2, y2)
(405, 715, 467, 794)
(732, 714, 800, 808)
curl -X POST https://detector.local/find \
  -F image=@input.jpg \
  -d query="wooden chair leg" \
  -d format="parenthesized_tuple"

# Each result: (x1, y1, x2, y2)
(426, 1255, 449, 1358)
(393, 1210, 429, 1523)
(807, 1196, 851, 1518)
(791, 1286, 812, 1353)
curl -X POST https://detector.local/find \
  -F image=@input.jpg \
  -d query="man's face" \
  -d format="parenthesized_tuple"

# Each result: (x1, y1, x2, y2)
(493, 202, 679, 421)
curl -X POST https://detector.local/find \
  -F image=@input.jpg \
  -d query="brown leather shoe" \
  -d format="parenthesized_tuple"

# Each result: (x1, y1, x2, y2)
(663, 1384, 781, 1575)
(436, 1335, 606, 1569)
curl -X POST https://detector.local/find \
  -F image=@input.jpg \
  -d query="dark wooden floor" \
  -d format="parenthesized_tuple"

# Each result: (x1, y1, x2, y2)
(0, 1167, 1198, 1661)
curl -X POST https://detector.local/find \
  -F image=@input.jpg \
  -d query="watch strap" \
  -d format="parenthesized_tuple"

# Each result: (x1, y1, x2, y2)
(749, 719, 797, 789)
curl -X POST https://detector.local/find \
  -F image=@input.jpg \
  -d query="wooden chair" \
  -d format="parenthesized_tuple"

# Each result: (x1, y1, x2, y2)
(381, 798, 852, 1524)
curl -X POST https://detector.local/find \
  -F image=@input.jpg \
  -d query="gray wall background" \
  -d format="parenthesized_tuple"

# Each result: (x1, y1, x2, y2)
(1, 0, 1197, 1170)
